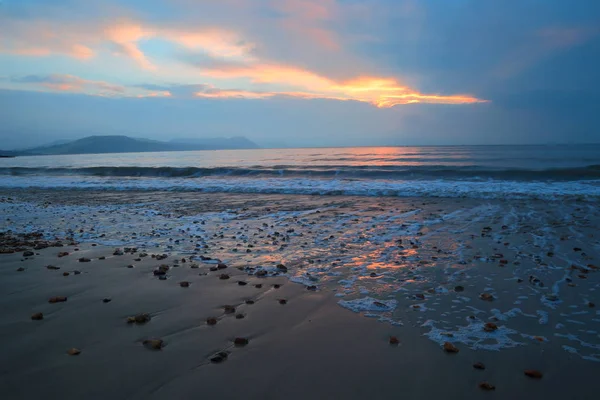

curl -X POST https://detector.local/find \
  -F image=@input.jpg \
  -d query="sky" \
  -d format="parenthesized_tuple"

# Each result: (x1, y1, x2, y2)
(0, 0, 599, 149)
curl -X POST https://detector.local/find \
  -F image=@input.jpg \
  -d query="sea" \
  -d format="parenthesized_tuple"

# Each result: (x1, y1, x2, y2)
(2, 145, 600, 360)
(1, 144, 599, 199)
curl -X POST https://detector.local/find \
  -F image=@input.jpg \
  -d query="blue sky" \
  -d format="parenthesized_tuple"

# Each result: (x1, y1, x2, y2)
(0, 0, 598, 148)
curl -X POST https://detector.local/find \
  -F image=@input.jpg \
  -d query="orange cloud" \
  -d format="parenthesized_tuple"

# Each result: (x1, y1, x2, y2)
(199, 64, 486, 107)
(17, 74, 126, 95)
(105, 22, 156, 70)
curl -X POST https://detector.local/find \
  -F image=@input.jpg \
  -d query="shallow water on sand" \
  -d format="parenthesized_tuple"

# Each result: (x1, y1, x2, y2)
(2, 191, 599, 362)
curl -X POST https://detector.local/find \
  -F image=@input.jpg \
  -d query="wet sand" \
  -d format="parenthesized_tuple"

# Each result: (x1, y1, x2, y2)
(1, 190, 599, 399)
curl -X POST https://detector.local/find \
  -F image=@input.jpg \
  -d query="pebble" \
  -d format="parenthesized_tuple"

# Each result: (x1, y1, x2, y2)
(78, 257, 91, 262)
(127, 313, 151, 324)
(276, 264, 288, 272)
(483, 322, 498, 332)
(480, 293, 494, 301)
(102, 298, 111, 303)
(278, 299, 287, 305)
(48, 296, 67, 303)
(473, 362, 485, 370)
(524, 370, 543, 379)
(255, 284, 263, 288)
(224, 305, 236, 314)
(63, 272, 69, 276)
(67, 348, 81, 356)
(143, 339, 164, 350)
(443, 342, 459, 353)
(479, 382, 495, 391)
(210, 351, 228, 363)
(180, 281, 190, 287)
(219, 274, 230, 280)
(31, 312, 44, 320)
(235, 313, 245, 319)
(23, 251, 34, 257)
(245, 300, 255, 305)
(46, 265, 60, 270)
(153, 265, 169, 276)
(454, 286, 464, 292)
(16, 267, 25, 271)
(206, 317, 218, 325)
(234, 337, 249, 346)
(389, 336, 400, 345)
(238, 281, 248, 286)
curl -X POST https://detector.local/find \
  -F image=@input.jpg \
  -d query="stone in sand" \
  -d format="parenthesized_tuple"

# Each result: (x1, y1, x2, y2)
(180, 281, 190, 287)
(278, 299, 287, 305)
(443, 342, 459, 353)
(276, 263, 288, 272)
(31, 312, 43, 320)
(78, 257, 91, 262)
(58, 251, 69, 258)
(67, 348, 81, 356)
(219, 274, 230, 280)
(273, 284, 281, 289)
(48, 296, 67, 303)
(63, 272, 70, 276)
(255, 284, 263, 288)
(454, 286, 464, 292)
(524, 370, 543, 379)
(17, 267, 25, 272)
(143, 339, 164, 350)
(224, 305, 236, 314)
(23, 250, 34, 257)
(479, 382, 495, 391)
(210, 352, 228, 363)
(127, 313, 151, 324)
(589, 302, 595, 308)
(207, 317, 218, 325)
(127, 264, 134, 268)
(235, 313, 245, 319)
(98, 256, 106, 260)
(234, 337, 249, 346)
(153, 264, 170, 276)
(245, 300, 255, 305)
(473, 362, 485, 370)
(46, 265, 60, 270)
(103, 298, 111, 303)
(238, 281, 247, 286)
(217, 263, 228, 269)
(256, 270, 267, 277)
(389, 336, 400, 345)
(307, 285, 317, 291)
(479, 293, 494, 301)
(484, 322, 498, 332)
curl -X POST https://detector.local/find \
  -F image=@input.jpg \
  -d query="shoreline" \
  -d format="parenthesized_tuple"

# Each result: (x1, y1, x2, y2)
(1, 190, 599, 399)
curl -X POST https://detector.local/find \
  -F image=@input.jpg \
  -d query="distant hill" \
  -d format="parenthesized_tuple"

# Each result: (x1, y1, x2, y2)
(3, 135, 260, 156)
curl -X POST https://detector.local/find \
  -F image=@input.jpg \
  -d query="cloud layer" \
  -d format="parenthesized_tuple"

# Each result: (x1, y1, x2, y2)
(0, 0, 486, 107)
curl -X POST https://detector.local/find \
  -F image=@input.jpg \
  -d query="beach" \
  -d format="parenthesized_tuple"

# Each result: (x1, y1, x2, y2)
(1, 189, 599, 399)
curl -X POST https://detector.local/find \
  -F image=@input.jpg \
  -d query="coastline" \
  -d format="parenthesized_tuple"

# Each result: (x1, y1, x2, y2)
(1, 190, 599, 399)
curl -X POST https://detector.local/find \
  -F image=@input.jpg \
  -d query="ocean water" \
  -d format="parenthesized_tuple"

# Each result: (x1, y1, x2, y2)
(1, 145, 599, 199)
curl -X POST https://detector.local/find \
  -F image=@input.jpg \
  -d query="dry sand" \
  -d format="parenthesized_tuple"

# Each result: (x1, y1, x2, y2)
(1, 191, 599, 399)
